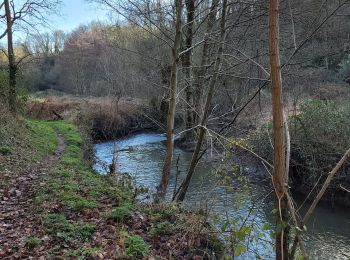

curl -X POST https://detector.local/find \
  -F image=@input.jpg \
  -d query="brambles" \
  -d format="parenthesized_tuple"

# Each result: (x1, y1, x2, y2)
(251, 100, 350, 203)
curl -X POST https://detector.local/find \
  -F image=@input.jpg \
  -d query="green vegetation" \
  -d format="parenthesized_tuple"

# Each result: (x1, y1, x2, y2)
(16, 119, 222, 259)
(0, 117, 60, 196)
(25, 236, 42, 248)
(42, 213, 95, 241)
(1, 0, 349, 257)
(33, 120, 125, 211)
(105, 201, 135, 222)
(63, 247, 102, 259)
(252, 100, 350, 201)
(0, 145, 12, 155)
(289, 101, 350, 193)
(27, 119, 58, 158)
(125, 235, 149, 259)
(150, 221, 176, 237)
(337, 54, 350, 81)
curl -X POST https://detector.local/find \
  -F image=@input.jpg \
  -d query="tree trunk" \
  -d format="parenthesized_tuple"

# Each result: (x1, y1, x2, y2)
(156, 0, 183, 200)
(176, 0, 228, 202)
(290, 148, 350, 259)
(268, 0, 288, 259)
(182, 0, 195, 141)
(4, 0, 17, 113)
(192, 0, 219, 126)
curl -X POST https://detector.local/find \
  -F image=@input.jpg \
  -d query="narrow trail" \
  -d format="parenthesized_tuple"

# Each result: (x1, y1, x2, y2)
(0, 133, 66, 258)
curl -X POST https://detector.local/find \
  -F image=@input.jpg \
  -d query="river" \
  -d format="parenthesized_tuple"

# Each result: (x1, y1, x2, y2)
(94, 133, 350, 259)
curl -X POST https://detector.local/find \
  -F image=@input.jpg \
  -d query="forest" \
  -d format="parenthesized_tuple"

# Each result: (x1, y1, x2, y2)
(0, 0, 350, 259)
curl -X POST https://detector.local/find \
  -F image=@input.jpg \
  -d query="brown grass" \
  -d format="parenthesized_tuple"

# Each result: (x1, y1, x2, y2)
(26, 96, 159, 140)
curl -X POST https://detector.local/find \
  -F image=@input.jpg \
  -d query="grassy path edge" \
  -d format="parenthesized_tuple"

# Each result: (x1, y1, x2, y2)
(1, 120, 222, 259)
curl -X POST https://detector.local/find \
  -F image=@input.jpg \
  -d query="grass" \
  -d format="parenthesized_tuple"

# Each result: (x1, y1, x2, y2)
(125, 235, 149, 258)
(150, 221, 177, 237)
(25, 236, 42, 248)
(26, 119, 58, 158)
(105, 201, 135, 222)
(63, 247, 102, 259)
(0, 117, 59, 197)
(11, 119, 223, 259)
(29, 120, 135, 257)
(26, 96, 146, 141)
(42, 213, 95, 241)
(0, 145, 13, 155)
(33, 120, 122, 210)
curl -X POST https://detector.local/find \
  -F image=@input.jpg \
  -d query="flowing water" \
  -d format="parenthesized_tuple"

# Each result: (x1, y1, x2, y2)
(94, 133, 350, 259)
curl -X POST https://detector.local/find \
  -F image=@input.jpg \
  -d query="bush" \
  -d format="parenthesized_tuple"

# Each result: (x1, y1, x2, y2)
(125, 235, 149, 259)
(150, 221, 176, 237)
(251, 100, 350, 202)
(289, 100, 350, 179)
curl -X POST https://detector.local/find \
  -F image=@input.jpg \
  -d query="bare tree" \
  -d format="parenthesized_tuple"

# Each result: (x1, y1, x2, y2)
(156, 0, 183, 200)
(192, 0, 219, 127)
(176, 0, 228, 202)
(3, 0, 16, 112)
(0, 0, 61, 112)
(268, 0, 288, 259)
(181, 0, 195, 141)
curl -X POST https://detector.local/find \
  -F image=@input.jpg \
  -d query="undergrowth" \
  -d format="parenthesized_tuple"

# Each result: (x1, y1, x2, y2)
(23, 119, 223, 259)
(250, 100, 350, 204)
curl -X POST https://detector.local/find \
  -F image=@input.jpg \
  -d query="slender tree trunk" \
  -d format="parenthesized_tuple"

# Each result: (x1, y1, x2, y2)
(290, 148, 350, 259)
(4, 0, 17, 113)
(192, 0, 219, 126)
(268, 0, 288, 259)
(176, 0, 228, 202)
(182, 0, 195, 141)
(157, 0, 183, 200)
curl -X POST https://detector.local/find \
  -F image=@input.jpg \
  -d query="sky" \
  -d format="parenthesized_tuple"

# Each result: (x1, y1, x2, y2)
(0, 0, 111, 44)
(51, 0, 109, 33)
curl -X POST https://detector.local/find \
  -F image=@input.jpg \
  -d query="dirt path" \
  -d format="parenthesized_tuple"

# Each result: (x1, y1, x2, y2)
(0, 133, 66, 258)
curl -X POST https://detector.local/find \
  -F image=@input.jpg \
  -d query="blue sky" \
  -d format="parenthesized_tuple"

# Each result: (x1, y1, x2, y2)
(51, 0, 109, 32)
(0, 0, 110, 44)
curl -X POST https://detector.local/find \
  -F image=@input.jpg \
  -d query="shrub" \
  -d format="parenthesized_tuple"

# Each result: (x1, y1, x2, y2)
(290, 100, 350, 188)
(25, 236, 42, 248)
(0, 146, 12, 155)
(251, 100, 350, 201)
(68, 197, 97, 212)
(125, 235, 149, 259)
(105, 201, 135, 222)
(150, 221, 176, 237)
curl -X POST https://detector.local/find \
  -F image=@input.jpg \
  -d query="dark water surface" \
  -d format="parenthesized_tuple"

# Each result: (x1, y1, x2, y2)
(94, 133, 350, 259)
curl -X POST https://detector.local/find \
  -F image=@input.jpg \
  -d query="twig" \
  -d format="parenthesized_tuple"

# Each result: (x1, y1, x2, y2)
(290, 148, 350, 258)
(340, 184, 350, 193)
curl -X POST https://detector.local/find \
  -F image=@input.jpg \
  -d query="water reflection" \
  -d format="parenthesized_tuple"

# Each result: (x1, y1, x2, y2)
(94, 133, 350, 259)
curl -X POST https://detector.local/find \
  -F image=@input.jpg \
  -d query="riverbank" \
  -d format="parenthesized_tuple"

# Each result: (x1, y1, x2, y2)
(26, 95, 165, 141)
(250, 100, 350, 208)
(0, 119, 222, 259)
(25, 94, 350, 208)
(94, 131, 350, 259)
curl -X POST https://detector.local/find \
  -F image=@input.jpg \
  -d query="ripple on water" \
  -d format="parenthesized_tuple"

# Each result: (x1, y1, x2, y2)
(94, 133, 350, 259)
